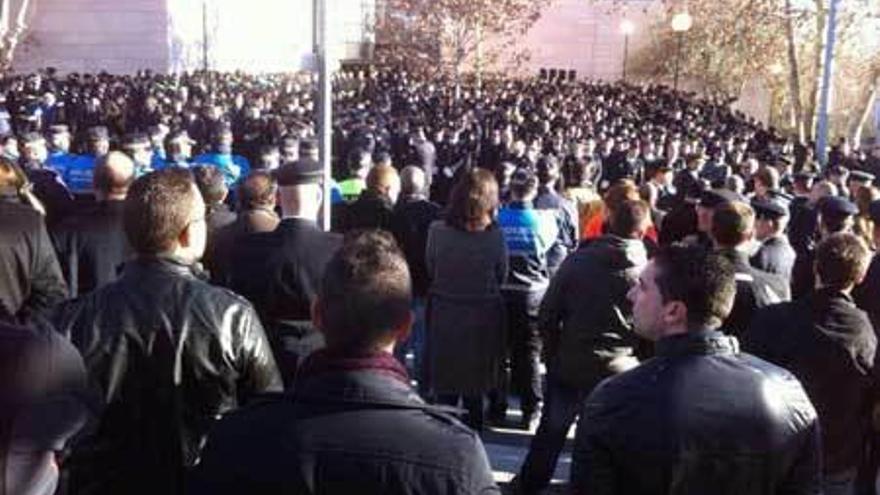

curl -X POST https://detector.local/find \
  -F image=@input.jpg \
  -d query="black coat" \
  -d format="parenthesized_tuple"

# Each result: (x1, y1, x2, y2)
(228, 218, 342, 383)
(191, 351, 500, 495)
(571, 330, 821, 495)
(540, 235, 646, 389)
(750, 235, 796, 281)
(721, 249, 790, 338)
(744, 289, 878, 474)
(855, 254, 880, 332)
(52, 256, 282, 495)
(341, 190, 395, 232)
(50, 200, 131, 298)
(389, 196, 441, 298)
(0, 197, 67, 323)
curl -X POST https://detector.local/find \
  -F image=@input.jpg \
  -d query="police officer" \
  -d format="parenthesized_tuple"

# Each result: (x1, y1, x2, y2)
(18, 131, 73, 226)
(791, 195, 860, 298)
(163, 129, 196, 169)
(750, 192, 796, 281)
(120, 132, 154, 177)
(192, 124, 250, 188)
(45, 124, 79, 178)
(66, 126, 110, 197)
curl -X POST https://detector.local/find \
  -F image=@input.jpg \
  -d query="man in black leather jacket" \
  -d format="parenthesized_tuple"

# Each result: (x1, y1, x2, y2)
(192, 231, 499, 494)
(571, 245, 821, 495)
(52, 168, 282, 495)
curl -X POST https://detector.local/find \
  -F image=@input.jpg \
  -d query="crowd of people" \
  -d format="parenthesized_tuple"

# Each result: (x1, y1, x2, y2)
(2, 65, 880, 495)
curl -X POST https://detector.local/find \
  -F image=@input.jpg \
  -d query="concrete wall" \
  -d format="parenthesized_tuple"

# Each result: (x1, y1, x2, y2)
(16, 0, 169, 73)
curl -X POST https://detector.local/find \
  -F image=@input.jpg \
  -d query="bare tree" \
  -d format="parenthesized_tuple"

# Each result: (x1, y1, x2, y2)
(0, 0, 35, 71)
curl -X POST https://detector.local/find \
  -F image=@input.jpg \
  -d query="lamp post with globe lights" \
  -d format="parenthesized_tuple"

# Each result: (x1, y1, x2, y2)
(621, 19, 635, 81)
(671, 12, 693, 92)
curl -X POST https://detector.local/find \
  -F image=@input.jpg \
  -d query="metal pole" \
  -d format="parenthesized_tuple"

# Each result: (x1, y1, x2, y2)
(673, 33, 682, 91)
(815, 0, 840, 169)
(316, 0, 333, 231)
(202, 0, 209, 71)
(622, 34, 629, 82)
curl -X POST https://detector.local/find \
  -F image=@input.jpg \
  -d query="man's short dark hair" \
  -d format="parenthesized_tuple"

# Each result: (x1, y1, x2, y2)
(653, 245, 736, 330)
(192, 165, 227, 204)
(711, 202, 754, 248)
(608, 199, 650, 239)
(318, 231, 412, 351)
(238, 171, 277, 210)
(124, 168, 197, 255)
(815, 233, 871, 290)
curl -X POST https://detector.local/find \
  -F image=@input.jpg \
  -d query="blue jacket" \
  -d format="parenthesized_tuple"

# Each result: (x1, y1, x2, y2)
(46, 151, 80, 179)
(192, 153, 250, 187)
(64, 155, 98, 194)
(498, 201, 558, 293)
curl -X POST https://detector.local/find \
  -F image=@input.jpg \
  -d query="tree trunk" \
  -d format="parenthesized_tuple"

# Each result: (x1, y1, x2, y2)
(852, 73, 879, 147)
(785, 0, 805, 143)
(2, 0, 32, 70)
(474, 15, 483, 98)
(809, 0, 828, 140)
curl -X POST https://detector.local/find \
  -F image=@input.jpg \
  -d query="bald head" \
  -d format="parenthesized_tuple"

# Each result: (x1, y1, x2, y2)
(93, 151, 135, 201)
(400, 166, 427, 198)
(366, 164, 401, 203)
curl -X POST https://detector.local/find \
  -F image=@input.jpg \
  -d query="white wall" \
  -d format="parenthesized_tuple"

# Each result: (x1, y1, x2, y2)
(16, 0, 373, 74)
(16, 0, 169, 73)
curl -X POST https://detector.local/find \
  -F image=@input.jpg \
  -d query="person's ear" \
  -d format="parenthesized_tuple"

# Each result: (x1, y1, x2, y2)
(178, 220, 192, 250)
(662, 300, 687, 328)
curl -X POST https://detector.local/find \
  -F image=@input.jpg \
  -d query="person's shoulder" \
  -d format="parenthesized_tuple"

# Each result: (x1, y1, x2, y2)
(0, 200, 42, 226)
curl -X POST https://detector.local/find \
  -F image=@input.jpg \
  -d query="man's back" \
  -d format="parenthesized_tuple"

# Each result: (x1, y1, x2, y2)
(0, 199, 67, 321)
(192, 351, 499, 495)
(51, 200, 131, 297)
(572, 330, 820, 495)
(52, 256, 281, 494)
(745, 289, 877, 476)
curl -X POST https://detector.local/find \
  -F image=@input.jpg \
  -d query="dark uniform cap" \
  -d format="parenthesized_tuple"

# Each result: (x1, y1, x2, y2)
(47, 124, 70, 135)
(793, 171, 815, 182)
(122, 132, 150, 147)
(20, 131, 45, 144)
(273, 158, 323, 186)
(869, 199, 880, 224)
(751, 193, 791, 219)
(87, 126, 110, 141)
(299, 139, 318, 154)
(849, 170, 875, 184)
(818, 196, 858, 217)
(699, 188, 747, 208)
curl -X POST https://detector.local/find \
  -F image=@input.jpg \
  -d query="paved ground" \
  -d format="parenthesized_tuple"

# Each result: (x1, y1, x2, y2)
(480, 405, 574, 494)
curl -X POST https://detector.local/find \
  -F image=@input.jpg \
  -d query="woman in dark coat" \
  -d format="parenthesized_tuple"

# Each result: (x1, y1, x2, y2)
(425, 168, 507, 431)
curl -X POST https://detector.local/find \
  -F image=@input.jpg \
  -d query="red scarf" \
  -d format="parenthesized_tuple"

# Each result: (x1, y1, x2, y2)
(297, 348, 410, 386)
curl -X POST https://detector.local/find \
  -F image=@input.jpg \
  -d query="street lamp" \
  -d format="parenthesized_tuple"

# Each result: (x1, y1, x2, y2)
(671, 12, 693, 92)
(621, 19, 635, 82)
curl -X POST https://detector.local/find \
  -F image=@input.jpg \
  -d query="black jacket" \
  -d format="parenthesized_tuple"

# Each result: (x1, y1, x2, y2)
(750, 235, 796, 281)
(50, 200, 131, 297)
(721, 249, 790, 338)
(540, 235, 646, 389)
(342, 189, 395, 232)
(191, 350, 500, 495)
(52, 256, 282, 495)
(0, 197, 67, 323)
(389, 196, 441, 298)
(571, 330, 821, 495)
(854, 254, 880, 333)
(744, 288, 878, 474)
(228, 218, 342, 382)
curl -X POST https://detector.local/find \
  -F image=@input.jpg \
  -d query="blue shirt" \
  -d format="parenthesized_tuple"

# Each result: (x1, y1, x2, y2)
(192, 153, 251, 187)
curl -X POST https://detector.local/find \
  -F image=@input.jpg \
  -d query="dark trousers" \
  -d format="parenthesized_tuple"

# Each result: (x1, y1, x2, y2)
(517, 373, 589, 492)
(495, 290, 543, 417)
